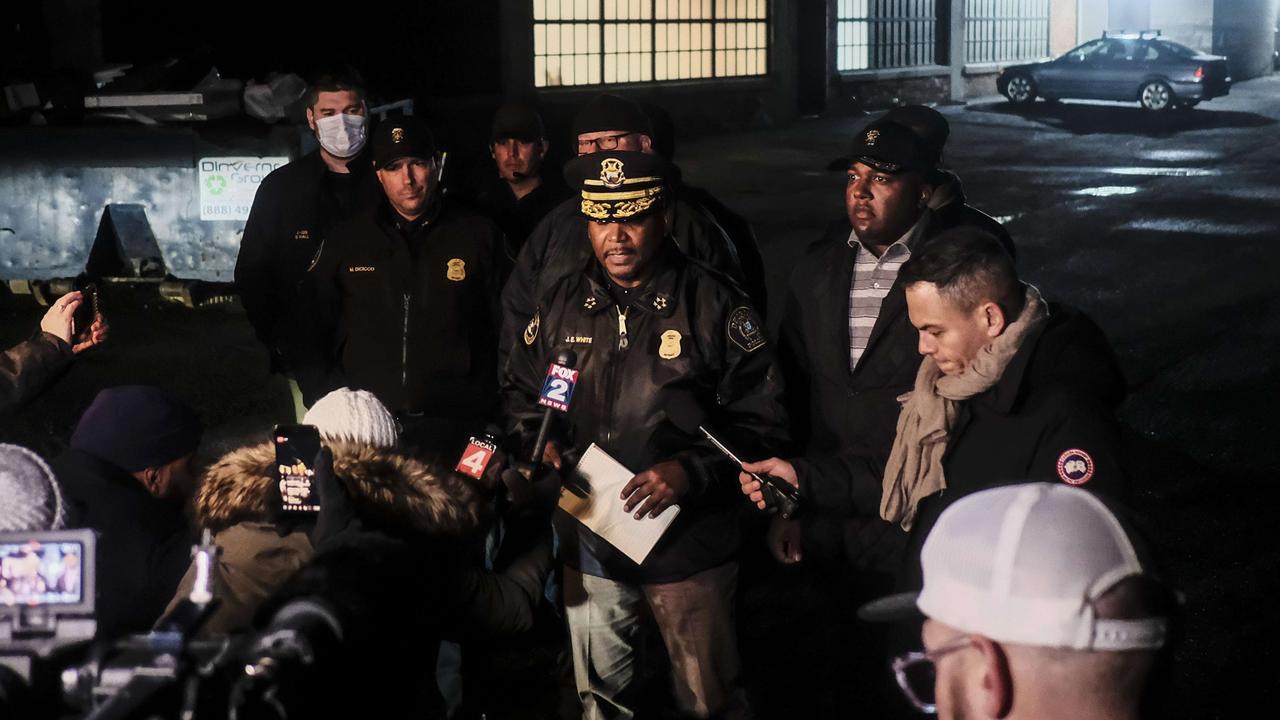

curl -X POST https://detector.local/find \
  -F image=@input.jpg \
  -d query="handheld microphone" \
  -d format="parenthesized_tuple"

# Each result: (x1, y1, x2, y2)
(531, 348, 579, 468)
(665, 395, 801, 519)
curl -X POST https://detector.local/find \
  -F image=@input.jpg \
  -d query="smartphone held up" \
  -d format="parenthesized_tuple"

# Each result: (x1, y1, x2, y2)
(274, 424, 322, 514)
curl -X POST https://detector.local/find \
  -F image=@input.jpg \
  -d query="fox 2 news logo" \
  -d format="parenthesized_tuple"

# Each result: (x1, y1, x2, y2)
(537, 363, 579, 412)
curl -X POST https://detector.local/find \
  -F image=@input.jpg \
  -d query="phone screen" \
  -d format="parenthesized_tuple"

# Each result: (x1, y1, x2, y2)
(73, 283, 98, 340)
(274, 424, 322, 514)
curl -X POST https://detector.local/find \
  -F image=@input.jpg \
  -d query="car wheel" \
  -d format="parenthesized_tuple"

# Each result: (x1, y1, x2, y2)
(1004, 74, 1036, 104)
(1139, 80, 1174, 111)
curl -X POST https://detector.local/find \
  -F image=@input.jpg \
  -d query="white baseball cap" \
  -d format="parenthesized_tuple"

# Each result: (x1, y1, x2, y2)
(861, 483, 1168, 651)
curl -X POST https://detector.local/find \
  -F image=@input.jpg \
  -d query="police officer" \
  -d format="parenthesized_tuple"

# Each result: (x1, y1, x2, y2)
(301, 116, 509, 458)
(235, 73, 381, 418)
(499, 93, 757, 367)
(503, 151, 787, 719)
(471, 100, 572, 253)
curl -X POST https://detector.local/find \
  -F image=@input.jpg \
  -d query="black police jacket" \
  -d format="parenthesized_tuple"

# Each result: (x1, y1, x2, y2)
(299, 200, 509, 437)
(499, 188, 751, 368)
(801, 303, 1129, 588)
(234, 149, 380, 374)
(503, 245, 788, 584)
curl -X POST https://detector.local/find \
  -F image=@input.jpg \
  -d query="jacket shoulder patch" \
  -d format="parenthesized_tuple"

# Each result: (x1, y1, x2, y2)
(726, 306, 766, 353)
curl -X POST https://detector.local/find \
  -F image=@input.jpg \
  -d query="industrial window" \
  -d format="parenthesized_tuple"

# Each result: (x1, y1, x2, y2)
(964, 0, 1050, 64)
(836, 0, 939, 71)
(532, 1, 769, 88)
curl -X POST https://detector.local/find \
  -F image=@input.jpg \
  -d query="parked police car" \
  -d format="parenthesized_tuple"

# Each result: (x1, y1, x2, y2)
(997, 31, 1231, 112)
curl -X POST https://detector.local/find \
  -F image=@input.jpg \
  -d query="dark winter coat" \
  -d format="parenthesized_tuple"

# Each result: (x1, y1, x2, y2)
(164, 440, 547, 638)
(503, 245, 788, 583)
(780, 209, 1016, 568)
(52, 449, 194, 639)
(234, 149, 381, 374)
(796, 302, 1128, 588)
(1, 333, 72, 415)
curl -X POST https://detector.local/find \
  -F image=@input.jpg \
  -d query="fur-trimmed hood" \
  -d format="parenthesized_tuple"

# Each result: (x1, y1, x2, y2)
(194, 441, 485, 536)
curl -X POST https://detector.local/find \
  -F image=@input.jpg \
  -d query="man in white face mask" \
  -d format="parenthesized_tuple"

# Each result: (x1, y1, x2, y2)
(235, 72, 381, 419)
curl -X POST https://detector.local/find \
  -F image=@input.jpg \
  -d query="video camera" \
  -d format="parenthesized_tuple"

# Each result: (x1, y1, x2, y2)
(0, 529, 97, 712)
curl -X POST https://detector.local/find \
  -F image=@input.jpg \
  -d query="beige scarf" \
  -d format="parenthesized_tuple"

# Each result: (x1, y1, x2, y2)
(880, 285, 1048, 530)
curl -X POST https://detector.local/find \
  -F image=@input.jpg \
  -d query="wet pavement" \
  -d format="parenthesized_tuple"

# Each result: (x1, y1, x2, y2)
(676, 75, 1280, 718)
(2, 73, 1278, 719)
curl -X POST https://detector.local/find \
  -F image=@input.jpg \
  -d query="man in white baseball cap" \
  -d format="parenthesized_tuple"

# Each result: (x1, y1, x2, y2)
(860, 483, 1174, 720)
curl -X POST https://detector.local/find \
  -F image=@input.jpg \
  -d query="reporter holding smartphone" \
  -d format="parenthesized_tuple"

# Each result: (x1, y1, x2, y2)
(1, 290, 108, 415)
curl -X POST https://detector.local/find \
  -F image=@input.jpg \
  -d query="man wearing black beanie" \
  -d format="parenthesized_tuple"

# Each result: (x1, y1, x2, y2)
(51, 385, 203, 639)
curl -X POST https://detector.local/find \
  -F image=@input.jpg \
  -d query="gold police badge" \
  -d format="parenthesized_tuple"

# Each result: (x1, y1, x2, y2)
(600, 158, 625, 188)
(446, 258, 466, 281)
(865, 129, 880, 145)
(392, 127, 405, 143)
(658, 329, 682, 360)
(524, 311, 540, 346)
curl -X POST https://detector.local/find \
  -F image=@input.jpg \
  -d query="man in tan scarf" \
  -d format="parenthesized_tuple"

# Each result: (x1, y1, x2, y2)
(742, 227, 1128, 586)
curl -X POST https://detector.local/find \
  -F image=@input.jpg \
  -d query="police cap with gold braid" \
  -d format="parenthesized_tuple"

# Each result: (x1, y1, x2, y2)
(564, 151, 669, 223)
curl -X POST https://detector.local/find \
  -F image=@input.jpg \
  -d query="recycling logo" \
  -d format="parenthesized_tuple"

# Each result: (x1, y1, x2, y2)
(205, 175, 227, 195)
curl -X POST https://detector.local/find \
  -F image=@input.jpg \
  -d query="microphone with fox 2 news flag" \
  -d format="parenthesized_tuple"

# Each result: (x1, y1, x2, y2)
(531, 348, 579, 468)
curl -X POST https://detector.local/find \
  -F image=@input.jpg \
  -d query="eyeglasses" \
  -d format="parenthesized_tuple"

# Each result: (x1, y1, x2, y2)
(891, 635, 973, 714)
(577, 132, 637, 152)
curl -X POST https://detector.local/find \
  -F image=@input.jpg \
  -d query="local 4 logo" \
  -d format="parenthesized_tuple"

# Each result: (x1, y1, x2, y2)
(456, 436, 498, 479)
(537, 363, 579, 412)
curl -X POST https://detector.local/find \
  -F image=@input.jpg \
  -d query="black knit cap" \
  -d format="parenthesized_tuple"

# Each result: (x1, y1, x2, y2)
(71, 386, 203, 472)
(571, 93, 653, 138)
(565, 151, 668, 222)
(372, 115, 437, 170)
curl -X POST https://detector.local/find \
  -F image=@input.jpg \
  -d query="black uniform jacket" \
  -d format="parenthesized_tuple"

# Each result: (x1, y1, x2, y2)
(299, 200, 509, 430)
(503, 245, 788, 584)
(801, 303, 1129, 588)
(471, 174, 573, 255)
(52, 449, 194, 639)
(234, 149, 380, 373)
(499, 188, 751, 366)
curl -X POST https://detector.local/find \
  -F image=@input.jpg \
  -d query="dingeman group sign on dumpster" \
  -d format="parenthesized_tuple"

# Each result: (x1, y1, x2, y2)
(198, 157, 288, 221)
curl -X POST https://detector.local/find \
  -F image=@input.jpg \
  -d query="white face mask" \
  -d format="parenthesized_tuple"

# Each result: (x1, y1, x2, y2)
(315, 113, 368, 159)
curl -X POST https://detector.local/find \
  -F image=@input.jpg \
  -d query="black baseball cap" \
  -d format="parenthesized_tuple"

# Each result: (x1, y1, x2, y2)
(572, 93, 653, 138)
(492, 101, 545, 142)
(372, 116, 436, 170)
(836, 119, 935, 174)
